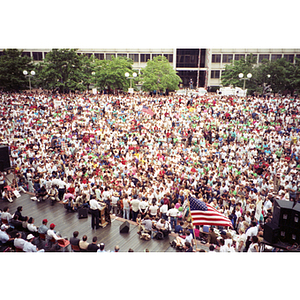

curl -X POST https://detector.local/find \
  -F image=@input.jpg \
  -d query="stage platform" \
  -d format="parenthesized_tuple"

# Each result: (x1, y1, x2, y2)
(0, 191, 209, 252)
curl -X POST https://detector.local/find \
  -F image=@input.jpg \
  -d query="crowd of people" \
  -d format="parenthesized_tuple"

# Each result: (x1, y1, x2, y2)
(0, 88, 300, 252)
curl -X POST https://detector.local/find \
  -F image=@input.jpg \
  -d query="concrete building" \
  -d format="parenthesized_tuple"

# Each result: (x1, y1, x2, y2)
(1, 48, 300, 90)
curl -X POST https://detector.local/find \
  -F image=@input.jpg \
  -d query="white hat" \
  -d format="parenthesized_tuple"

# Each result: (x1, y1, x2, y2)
(27, 234, 35, 240)
(1, 224, 8, 230)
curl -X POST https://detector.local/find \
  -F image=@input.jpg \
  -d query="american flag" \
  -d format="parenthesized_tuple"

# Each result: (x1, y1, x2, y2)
(188, 195, 233, 227)
(142, 105, 154, 116)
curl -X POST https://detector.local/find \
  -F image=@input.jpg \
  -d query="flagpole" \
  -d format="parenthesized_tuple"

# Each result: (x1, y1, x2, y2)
(185, 190, 198, 252)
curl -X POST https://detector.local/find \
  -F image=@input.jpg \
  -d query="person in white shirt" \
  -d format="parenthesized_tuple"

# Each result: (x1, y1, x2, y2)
(27, 217, 38, 236)
(13, 232, 26, 250)
(167, 203, 179, 227)
(89, 198, 103, 229)
(148, 199, 159, 218)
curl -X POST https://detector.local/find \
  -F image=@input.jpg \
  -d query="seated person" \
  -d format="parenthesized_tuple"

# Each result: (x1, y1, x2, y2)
(70, 231, 80, 251)
(184, 241, 195, 252)
(1, 207, 13, 223)
(14, 206, 27, 221)
(14, 232, 26, 250)
(207, 226, 219, 246)
(64, 197, 77, 212)
(36, 185, 48, 202)
(0, 224, 14, 247)
(27, 217, 39, 237)
(174, 221, 184, 234)
(154, 218, 171, 237)
(2, 186, 13, 203)
(79, 235, 89, 251)
(173, 229, 194, 249)
(138, 214, 152, 234)
(10, 214, 23, 231)
(48, 184, 60, 205)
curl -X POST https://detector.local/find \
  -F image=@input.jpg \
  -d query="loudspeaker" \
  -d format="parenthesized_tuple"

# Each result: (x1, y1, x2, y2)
(272, 199, 294, 227)
(78, 207, 88, 219)
(278, 226, 300, 245)
(119, 221, 130, 233)
(290, 203, 300, 230)
(0, 146, 10, 171)
(263, 222, 280, 244)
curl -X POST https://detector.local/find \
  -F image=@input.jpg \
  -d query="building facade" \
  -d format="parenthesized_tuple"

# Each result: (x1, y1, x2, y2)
(1, 48, 300, 90)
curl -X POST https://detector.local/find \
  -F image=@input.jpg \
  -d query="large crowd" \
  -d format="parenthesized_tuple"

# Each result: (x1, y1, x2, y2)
(0, 88, 300, 252)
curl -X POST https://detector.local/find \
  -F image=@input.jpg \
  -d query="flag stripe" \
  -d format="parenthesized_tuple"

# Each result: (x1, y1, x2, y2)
(142, 106, 154, 116)
(188, 195, 232, 227)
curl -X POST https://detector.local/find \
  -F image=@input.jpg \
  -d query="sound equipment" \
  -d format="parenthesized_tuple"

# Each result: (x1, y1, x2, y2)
(0, 146, 10, 171)
(263, 222, 280, 244)
(290, 203, 300, 230)
(272, 199, 294, 227)
(119, 221, 130, 233)
(78, 207, 88, 219)
(278, 226, 300, 245)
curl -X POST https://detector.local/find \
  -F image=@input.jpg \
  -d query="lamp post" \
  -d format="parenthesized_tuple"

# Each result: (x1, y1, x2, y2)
(23, 70, 35, 92)
(238, 72, 252, 90)
(91, 71, 97, 94)
(125, 72, 137, 93)
(263, 74, 271, 95)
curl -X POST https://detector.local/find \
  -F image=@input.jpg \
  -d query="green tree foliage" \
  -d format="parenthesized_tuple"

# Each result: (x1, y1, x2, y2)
(0, 49, 33, 91)
(221, 55, 300, 95)
(94, 56, 133, 91)
(141, 56, 182, 92)
(36, 49, 86, 93)
(221, 55, 257, 93)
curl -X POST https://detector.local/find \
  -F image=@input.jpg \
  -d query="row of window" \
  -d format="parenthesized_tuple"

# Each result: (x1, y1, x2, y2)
(11, 51, 173, 63)
(212, 53, 300, 64)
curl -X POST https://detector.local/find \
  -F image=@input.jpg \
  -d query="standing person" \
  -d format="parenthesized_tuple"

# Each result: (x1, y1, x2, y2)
(148, 199, 159, 218)
(167, 203, 178, 231)
(139, 197, 149, 219)
(159, 199, 168, 220)
(245, 221, 258, 252)
(130, 195, 140, 222)
(89, 198, 102, 230)
(52, 176, 66, 201)
(122, 194, 130, 220)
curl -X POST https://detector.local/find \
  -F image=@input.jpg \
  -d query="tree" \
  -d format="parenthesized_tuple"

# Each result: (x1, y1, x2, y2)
(141, 56, 182, 93)
(36, 49, 86, 93)
(290, 57, 300, 95)
(0, 49, 33, 91)
(221, 54, 257, 94)
(94, 56, 133, 92)
(255, 58, 295, 96)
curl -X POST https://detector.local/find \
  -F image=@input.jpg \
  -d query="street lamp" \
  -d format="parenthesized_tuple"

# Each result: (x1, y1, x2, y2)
(23, 70, 35, 92)
(263, 74, 271, 95)
(238, 72, 252, 90)
(91, 71, 97, 94)
(125, 72, 137, 93)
